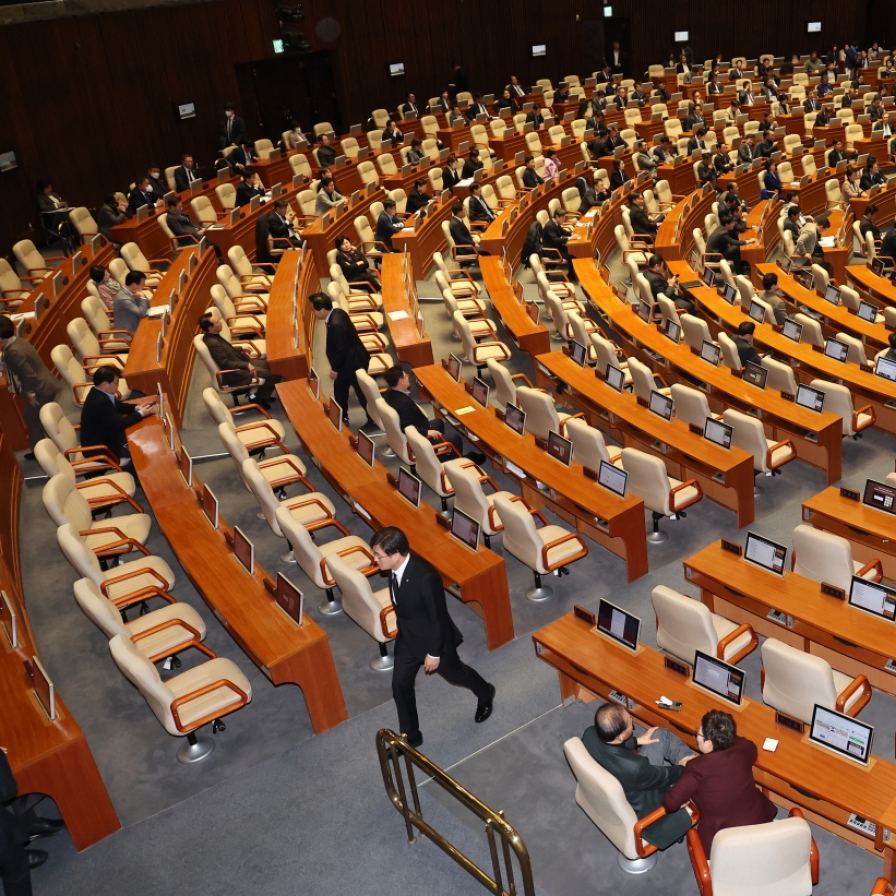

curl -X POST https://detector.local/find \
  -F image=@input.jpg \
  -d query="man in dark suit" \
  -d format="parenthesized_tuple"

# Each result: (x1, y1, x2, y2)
(467, 182, 495, 226)
(173, 154, 200, 193)
(803, 88, 820, 113)
(629, 192, 657, 241)
(0, 316, 63, 455)
(696, 151, 717, 191)
(737, 134, 756, 164)
(383, 366, 480, 459)
(146, 165, 167, 203)
(662, 710, 776, 855)
(583, 704, 695, 851)
(80, 366, 156, 461)
(199, 315, 281, 408)
(220, 103, 247, 149)
(449, 62, 469, 96)
(492, 89, 518, 116)
(448, 201, 489, 258)
(733, 321, 763, 367)
(166, 196, 206, 246)
(309, 293, 374, 429)
(827, 139, 849, 167)
(861, 159, 885, 191)
(522, 155, 544, 188)
(881, 226, 896, 265)
(652, 136, 677, 164)
(315, 134, 337, 168)
(370, 526, 494, 748)
(235, 171, 265, 208)
(442, 154, 461, 192)
(707, 214, 756, 276)
(465, 94, 490, 121)
(228, 141, 257, 173)
(127, 176, 159, 215)
(645, 255, 694, 313)
(609, 40, 627, 75)
(436, 90, 452, 114)
(676, 54, 691, 75)
(405, 179, 430, 215)
(859, 204, 881, 241)
(782, 205, 802, 242)
(544, 208, 576, 281)
(375, 200, 404, 252)
(687, 127, 708, 155)
(508, 75, 527, 98)
(461, 148, 484, 180)
(402, 93, 422, 119)
(597, 61, 614, 83)
(96, 194, 127, 243)
(268, 199, 302, 249)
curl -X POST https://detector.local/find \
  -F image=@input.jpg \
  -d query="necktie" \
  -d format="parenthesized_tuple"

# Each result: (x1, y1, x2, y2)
(227, 119, 232, 139)
(390, 572, 398, 606)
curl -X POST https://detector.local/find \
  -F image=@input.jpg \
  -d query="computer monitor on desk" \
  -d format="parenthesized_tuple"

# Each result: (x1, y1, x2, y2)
(450, 509, 480, 551)
(447, 353, 463, 383)
(597, 460, 628, 497)
(397, 467, 422, 509)
(782, 319, 802, 343)
(809, 704, 873, 765)
(849, 576, 896, 621)
(692, 650, 745, 706)
(648, 390, 673, 421)
(596, 599, 640, 652)
(796, 384, 824, 412)
(743, 362, 768, 389)
(704, 417, 733, 449)
(701, 341, 721, 366)
(570, 340, 588, 367)
(862, 479, 896, 516)
(824, 338, 848, 363)
(605, 364, 625, 392)
(744, 531, 787, 575)
(357, 430, 375, 467)
(471, 377, 489, 408)
(504, 403, 526, 435)
(875, 356, 896, 383)
(546, 431, 573, 466)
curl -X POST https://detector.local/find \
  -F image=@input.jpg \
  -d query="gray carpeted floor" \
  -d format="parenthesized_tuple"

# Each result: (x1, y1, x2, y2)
(18, 241, 896, 896)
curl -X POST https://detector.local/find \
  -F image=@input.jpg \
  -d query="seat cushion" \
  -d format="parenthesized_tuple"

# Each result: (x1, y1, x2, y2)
(285, 491, 337, 527)
(319, 535, 375, 578)
(668, 475, 700, 512)
(766, 440, 795, 468)
(167, 657, 252, 729)
(853, 559, 878, 581)
(855, 411, 874, 432)
(368, 353, 392, 376)
(125, 602, 207, 657)
(711, 614, 754, 662)
(469, 319, 498, 339)
(831, 669, 864, 714)
(77, 472, 137, 503)
(472, 342, 510, 363)
(259, 454, 307, 484)
(454, 297, 487, 314)
(102, 556, 176, 601)
(84, 513, 152, 550)
(539, 524, 585, 570)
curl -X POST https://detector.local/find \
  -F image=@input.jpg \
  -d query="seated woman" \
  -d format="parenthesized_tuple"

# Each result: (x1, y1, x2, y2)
(334, 235, 381, 292)
(840, 166, 865, 205)
(609, 158, 630, 190)
(760, 159, 782, 200)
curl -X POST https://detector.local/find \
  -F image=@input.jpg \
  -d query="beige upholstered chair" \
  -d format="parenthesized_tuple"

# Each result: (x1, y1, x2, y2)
(686, 810, 818, 896)
(289, 153, 313, 180)
(808, 379, 875, 438)
(405, 426, 462, 514)
(486, 361, 529, 411)
(762, 356, 798, 394)
(761, 638, 871, 724)
(722, 408, 795, 494)
(39, 401, 130, 477)
(227, 244, 275, 291)
(193, 334, 262, 405)
(80, 296, 133, 353)
(216, 182, 237, 211)
(627, 356, 670, 404)
(74, 577, 207, 668)
(680, 314, 713, 352)
(13, 239, 63, 281)
(791, 524, 882, 592)
(564, 418, 622, 469)
(66, 317, 128, 367)
(620, 447, 703, 543)
(51, 345, 105, 407)
(109, 632, 251, 763)
(591, 333, 633, 386)
(0, 257, 32, 309)
(793, 313, 823, 346)
(492, 493, 587, 601)
(241, 457, 339, 564)
(69, 207, 102, 244)
(564, 737, 697, 874)
(835, 332, 873, 368)
(326, 554, 396, 671)
(120, 242, 167, 287)
(453, 311, 511, 375)
(670, 384, 719, 431)
(202, 388, 287, 451)
(515, 386, 576, 441)
(717, 331, 743, 372)
(442, 458, 517, 549)
(652, 585, 757, 665)
(217, 263, 269, 305)
(34, 438, 136, 508)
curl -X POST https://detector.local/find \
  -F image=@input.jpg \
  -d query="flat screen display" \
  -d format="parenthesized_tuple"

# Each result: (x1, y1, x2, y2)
(389, 62, 406, 77)
(605, 365, 625, 392)
(471, 377, 489, 408)
(849, 575, 896, 620)
(748, 301, 766, 324)
(858, 301, 878, 323)
(597, 598, 640, 652)
(722, 284, 738, 305)
(701, 340, 721, 366)
(702, 268, 715, 287)
(177, 447, 192, 487)
(648, 390, 673, 420)
(546, 430, 573, 465)
(664, 319, 681, 343)
(875, 356, 896, 382)
(202, 483, 219, 529)
(0, 150, 17, 172)
(357, 430, 375, 467)
(397, 466, 422, 508)
(328, 397, 343, 431)
(450, 508, 480, 551)
(824, 284, 841, 305)
(782, 319, 802, 342)
(862, 479, 896, 516)
(744, 531, 787, 575)
(570, 340, 588, 367)
(692, 650, 745, 706)
(532, 44, 547, 57)
(824, 338, 848, 363)
(637, 301, 652, 322)
(26, 657, 56, 720)
(743, 362, 768, 389)
(809, 704, 873, 765)
(597, 460, 628, 497)
(447, 354, 463, 382)
(309, 368, 320, 400)
(704, 417, 733, 448)
(233, 526, 255, 575)
(276, 572, 304, 624)
(871, 258, 885, 277)
(504, 403, 526, 435)
(779, 257, 792, 275)
(674, 30, 690, 41)
(796, 384, 825, 412)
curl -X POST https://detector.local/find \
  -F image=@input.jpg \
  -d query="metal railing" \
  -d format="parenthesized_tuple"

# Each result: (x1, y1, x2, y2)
(376, 728, 535, 896)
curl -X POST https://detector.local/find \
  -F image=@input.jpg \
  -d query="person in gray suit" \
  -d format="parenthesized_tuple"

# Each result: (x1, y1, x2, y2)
(0, 315, 63, 454)
(113, 272, 151, 334)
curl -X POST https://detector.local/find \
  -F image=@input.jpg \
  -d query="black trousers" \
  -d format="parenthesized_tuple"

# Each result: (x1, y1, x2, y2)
(427, 418, 463, 456)
(334, 368, 370, 422)
(392, 635, 491, 738)
(0, 847, 31, 896)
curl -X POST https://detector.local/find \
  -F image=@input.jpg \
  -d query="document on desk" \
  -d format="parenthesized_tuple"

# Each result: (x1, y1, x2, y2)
(387, 310, 410, 321)
(401, 226, 415, 232)
(453, 406, 476, 416)
(456, 178, 475, 188)
(818, 236, 837, 248)
(146, 305, 171, 318)
(206, 223, 227, 230)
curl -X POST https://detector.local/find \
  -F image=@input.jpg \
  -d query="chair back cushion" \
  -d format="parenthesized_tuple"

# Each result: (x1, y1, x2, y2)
(792, 523, 854, 590)
(620, 447, 669, 514)
(652, 585, 718, 663)
(516, 386, 560, 441)
(761, 637, 838, 723)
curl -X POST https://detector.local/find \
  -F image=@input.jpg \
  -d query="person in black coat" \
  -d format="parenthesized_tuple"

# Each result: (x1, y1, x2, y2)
(448, 202, 489, 258)
(309, 293, 374, 429)
(644, 255, 694, 313)
(145, 165, 167, 203)
(492, 89, 518, 116)
(80, 366, 156, 461)
(707, 214, 756, 276)
(881, 226, 896, 265)
(375, 200, 404, 252)
(227, 142, 257, 173)
(235, 172, 265, 207)
(267, 199, 302, 248)
(442, 154, 461, 192)
(173, 155, 200, 193)
(370, 526, 494, 748)
(220, 104, 247, 149)
(96, 195, 127, 243)
(405, 179, 431, 215)
(628, 192, 657, 242)
(127, 176, 158, 215)
(449, 62, 470, 96)
(522, 155, 544, 188)
(315, 134, 337, 168)
(609, 159, 630, 190)
(508, 75, 527, 98)
(461, 148, 484, 180)
(334, 235, 381, 291)
(733, 321, 763, 367)
(543, 208, 577, 282)
(467, 183, 495, 226)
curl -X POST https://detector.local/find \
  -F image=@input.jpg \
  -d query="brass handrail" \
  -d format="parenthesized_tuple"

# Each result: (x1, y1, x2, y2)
(376, 728, 535, 896)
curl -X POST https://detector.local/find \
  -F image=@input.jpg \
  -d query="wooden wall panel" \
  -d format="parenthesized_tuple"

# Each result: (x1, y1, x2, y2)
(0, 0, 869, 253)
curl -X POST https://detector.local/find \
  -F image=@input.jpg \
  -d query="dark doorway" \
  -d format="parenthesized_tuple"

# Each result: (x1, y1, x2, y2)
(603, 17, 633, 78)
(584, 20, 606, 76)
(235, 51, 342, 144)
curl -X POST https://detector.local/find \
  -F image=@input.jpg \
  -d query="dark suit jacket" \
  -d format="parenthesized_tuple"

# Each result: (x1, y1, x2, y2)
(147, 177, 167, 203)
(268, 212, 298, 244)
(392, 554, 463, 659)
(228, 146, 256, 171)
(468, 195, 495, 223)
(522, 168, 544, 188)
(221, 115, 247, 148)
(80, 387, 143, 460)
(375, 211, 403, 251)
(448, 216, 475, 248)
(336, 248, 373, 281)
(96, 203, 127, 241)
(402, 101, 421, 118)
(203, 333, 253, 386)
(543, 220, 570, 253)
(881, 230, 896, 263)
(630, 206, 657, 238)
(127, 188, 155, 215)
(582, 727, 691, 850)
(174, 166, 198, 193)
(384, 388, 429, 438)
(662, 737, 776, 854)
(859, 217, 881, 241)
(405, 189, 430, 214)
(609, 169, 629, 189)
(442, 166, 461, 191)
(167, 210, 200, 239)
(737, 143, 755, 164)
(461, 159, 483, 179)
(733, 335, 762, 367)
(324, 307, 369, 376)
(236, 181, 264, 207)
(316, 144, 337, 168)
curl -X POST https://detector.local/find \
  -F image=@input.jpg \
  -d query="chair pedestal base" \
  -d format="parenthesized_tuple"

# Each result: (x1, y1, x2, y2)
(281, 550, 296, 563)
(380, 446, 397, 458)
(177, 735, 215, 764)
(318, 595, 344, 616)
(369, 648, 394, 672)
(753, 484, 765, 497)
(646, 530, 669, 544)
(617, 852, 658, 874)
(526, 584, 554, 602)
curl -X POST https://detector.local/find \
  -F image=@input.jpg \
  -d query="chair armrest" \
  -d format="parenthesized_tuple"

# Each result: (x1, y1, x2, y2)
(258, 456, 312, 491)
(444, 268, 479, 284)
(635, 800, 701, 858)
(836, 674, 872, 714)
(130, 618, 215, 663)
(64, 445, 123, 470)
(853, 404, 876, 431)
(540, 532, 588, 571)
(225, 314, 265, 335)
(110, 586, 176, 611)
(765, 438, 795, 469)
(702, 252, 723, 266)
(76, 476, 133, 505)
(451, 245, 482, 260)
(345, 280, 377, 293)
(293, 515, 350, 536)
(716, 623, 758, 661)
(559, 413, 586, 435)
(97, 329, 134, 343)
(231, 340, 262, 358)
(509, 494, 549, 526)
(870, 879, 895, 896)
(320, 545, 378, 586)
(233, 296, 268, 313)
(79, 527, 150, 558)
(345, 295, 378, 311)
(361, 240, 390, 257)
(686, 827, 711, 895)
(622, 248, 648, 263)
(786, 809, 819, 884)
(379, 605, 398, 639)
(216, 369, 260, 391)
(1, 288, 30, 298)
(469, 221, 490, 232)
(511, 372, 534, 387)
(100, 566, 170, 600)
(857, 557, 884, 582)
(486, 503, 504, 532)
(83, 355, 125, 370)
(669, 478, 703, 513)
(170, 679, 249, 733)
(232, 402, 272, 418)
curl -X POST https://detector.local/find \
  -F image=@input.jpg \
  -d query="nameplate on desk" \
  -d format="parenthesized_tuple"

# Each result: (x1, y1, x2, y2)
(434, 513, 450, 531)
(664, 656, 690, 677)
(688, 423, 704, 436)
(573, 604, 597, 626)
(839, 487, 860, 501)
(534, 436, 548, 450)
(780, 392, 795, 402)
(721, 539, 743, 556)
(821, 582, 845, 600)
(385, 471, 398, 489)
(775, 711, 805, 735)
(582, 466, 599, 482)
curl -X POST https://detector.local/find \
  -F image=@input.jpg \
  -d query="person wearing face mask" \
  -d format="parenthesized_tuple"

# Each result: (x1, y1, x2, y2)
(144, 165, 167, 202)
(220, 103, 247, 149)
(287, 121, 308, 150)
(127, 176, 161, 215)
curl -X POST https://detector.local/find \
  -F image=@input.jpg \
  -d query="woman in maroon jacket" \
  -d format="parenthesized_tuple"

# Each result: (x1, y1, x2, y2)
(662, 709, 777, 854)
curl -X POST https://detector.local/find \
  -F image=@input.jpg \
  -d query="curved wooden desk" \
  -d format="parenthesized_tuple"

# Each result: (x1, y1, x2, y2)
(127, 414, 347, 734)
(414, 364, 648, 582)
(479, 256, 551, 357)
(277, 379, 514, 650)
(381, 254, 432, 367)
(266, 249, 314, 381)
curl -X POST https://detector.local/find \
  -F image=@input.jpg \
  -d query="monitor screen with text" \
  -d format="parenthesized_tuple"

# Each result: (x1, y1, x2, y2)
(597, 460, 627, 497)
(744, 532, 787, 575)
(693, 651, 745, 705)
(597, 599, 640, 652)
(849, 576, 896, 621)
(809, 704, 873, 765)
